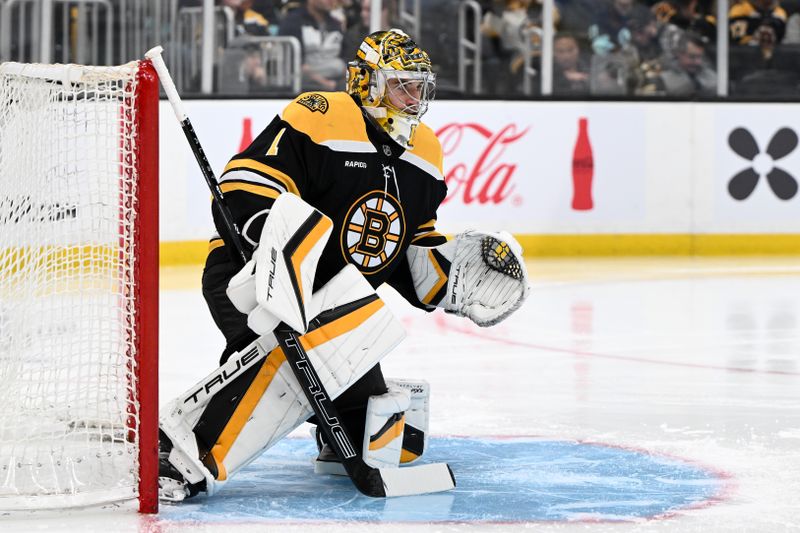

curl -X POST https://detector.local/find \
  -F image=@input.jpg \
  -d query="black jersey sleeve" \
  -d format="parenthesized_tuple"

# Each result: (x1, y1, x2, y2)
(214, 114, 322, 252)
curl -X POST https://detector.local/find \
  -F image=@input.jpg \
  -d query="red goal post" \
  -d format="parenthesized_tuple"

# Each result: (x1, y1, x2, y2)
(0, 58, 159, 513)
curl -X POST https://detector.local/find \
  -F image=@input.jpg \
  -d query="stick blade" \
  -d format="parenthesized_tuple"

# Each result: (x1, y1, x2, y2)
(380, 463, 456, 497)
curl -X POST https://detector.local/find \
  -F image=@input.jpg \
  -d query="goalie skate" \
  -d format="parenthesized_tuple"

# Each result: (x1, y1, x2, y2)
(158, 430, 205, 503)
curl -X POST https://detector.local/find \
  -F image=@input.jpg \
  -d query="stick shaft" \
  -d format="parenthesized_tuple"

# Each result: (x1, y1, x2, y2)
(145, 46, 248, 267)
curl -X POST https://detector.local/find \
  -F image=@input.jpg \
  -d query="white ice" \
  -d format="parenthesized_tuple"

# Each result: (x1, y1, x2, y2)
(2, 257, 799, 532)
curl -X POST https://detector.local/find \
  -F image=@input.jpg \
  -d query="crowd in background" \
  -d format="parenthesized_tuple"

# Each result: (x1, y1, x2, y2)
(177, 0, 800, 97)
(481, 0, 800, 97)
(178, 0, 391, 93)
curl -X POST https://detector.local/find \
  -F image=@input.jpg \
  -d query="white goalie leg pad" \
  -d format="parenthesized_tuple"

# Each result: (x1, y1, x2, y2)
(162, 264, 407, 495)
(388, 379, 430, 464)
(159, 334, 278, 493)
(226, 192, 333, 335)
(362, 386, 411, 469)
(408, 231, 531, 327)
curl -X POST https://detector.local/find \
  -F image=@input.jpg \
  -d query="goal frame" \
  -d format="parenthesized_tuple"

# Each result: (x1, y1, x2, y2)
(134, 58, 159, 515)
(0, 57, 159, 514)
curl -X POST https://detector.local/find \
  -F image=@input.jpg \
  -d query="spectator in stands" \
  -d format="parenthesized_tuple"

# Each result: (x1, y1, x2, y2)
(240, 44, 270, 90)
(480, 0, 560, 93)
(783, 0, 800, 42)
(222, 0, 271, 36)
(656, 31, 717, 95)
(589, 6, 664, 95)
(342, 0, 394, 61)
(279, 0, 347, 91)
(556, 0, 597, 35)
(729, 0, 787, 60)
(553, 33, 590, 95)
(627, 6, 666, 94)
(588, 0, 639, 56)
(651, 0, 717, 49)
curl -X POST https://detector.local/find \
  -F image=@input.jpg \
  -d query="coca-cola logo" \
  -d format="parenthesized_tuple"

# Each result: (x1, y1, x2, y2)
(436, 123, 528, 205)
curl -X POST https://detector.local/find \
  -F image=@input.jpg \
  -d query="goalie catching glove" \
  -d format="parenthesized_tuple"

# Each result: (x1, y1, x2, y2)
(408, 230, 530, 326)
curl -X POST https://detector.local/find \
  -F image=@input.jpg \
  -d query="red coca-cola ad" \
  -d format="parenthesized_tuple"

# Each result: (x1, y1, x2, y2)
(571, 117, 594, 211)
(239, 117, 254, 152)
(435, 123, 529, 206)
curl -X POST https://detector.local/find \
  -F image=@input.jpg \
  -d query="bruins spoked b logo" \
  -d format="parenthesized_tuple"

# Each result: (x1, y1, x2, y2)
(341, 191, 405, 273)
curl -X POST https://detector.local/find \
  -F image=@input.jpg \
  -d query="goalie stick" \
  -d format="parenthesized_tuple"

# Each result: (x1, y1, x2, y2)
(145, 46, 455, 498)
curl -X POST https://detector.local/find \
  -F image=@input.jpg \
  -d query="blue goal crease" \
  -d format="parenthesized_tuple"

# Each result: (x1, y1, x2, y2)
(157, 436, 727, 524)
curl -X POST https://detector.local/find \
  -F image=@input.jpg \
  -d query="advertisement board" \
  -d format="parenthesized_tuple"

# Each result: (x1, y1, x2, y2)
(157, 99, 800, 259)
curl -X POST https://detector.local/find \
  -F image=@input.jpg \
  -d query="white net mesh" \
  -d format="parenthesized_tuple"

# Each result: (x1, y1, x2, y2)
(0, 62, 143, 509)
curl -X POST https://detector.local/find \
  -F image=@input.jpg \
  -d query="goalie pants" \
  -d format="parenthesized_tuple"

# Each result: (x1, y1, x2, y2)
(201, 259, 388, 445)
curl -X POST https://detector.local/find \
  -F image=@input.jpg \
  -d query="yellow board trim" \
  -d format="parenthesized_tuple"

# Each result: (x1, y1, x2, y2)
(368, 416, 405, 451)
(223, 158, 300, 195)
(516, 234, 800, 256)
(210, 347, 287, 479)
(220, 181, 282, 200)
(300, 298, 385, 351)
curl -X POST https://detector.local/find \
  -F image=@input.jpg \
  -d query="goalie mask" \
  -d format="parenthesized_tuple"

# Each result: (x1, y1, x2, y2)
(347, 29, 436, 149)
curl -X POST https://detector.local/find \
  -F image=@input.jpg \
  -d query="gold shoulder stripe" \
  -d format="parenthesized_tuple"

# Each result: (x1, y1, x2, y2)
(406, 122, 443, 175)
(283, 92, 370, 145)
(208, 238, 225, 253)
(220, 181, 282, 200)
(224, 158, 300, 195)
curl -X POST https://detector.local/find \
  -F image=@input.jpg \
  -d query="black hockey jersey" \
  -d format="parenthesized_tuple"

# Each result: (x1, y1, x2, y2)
(206, 91, 448, 309)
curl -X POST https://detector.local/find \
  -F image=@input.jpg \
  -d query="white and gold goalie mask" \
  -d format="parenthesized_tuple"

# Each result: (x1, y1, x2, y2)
(346, 29, 436, 149)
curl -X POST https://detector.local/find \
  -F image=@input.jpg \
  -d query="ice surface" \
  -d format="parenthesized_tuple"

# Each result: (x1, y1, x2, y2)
(2, 258, 799, 532)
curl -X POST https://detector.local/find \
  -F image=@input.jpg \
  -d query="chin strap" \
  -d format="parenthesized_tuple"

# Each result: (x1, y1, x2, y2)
(363, 106, 387, 119)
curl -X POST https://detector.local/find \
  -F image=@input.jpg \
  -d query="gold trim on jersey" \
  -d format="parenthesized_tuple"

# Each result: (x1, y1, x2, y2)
(417, 219, 436, 231)
(223, 158, 300, 195)
(220, 181, 282, 200)
(208, 238, 225, 253)
(282, 92, 371, 147)
(403, 122, 444, 179)
(210, 347, 287, 481)
(266, 127, 286, 156)
(411, 230, 445, 244)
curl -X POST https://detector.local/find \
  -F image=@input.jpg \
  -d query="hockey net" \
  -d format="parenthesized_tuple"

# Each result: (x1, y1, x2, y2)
(0, 60, 158, 512)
